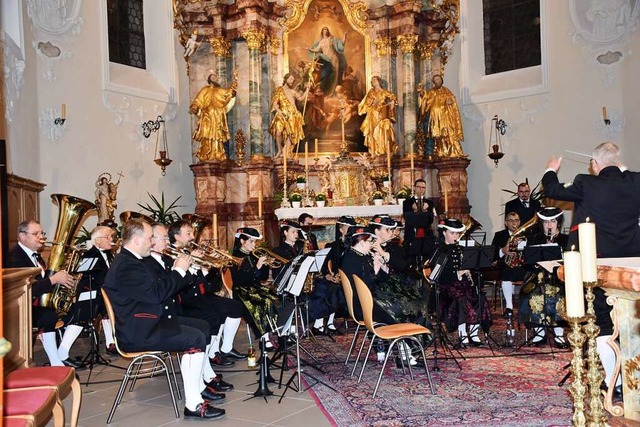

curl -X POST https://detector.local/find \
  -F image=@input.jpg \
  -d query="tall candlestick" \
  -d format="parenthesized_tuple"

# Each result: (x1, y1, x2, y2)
(212, 213, 218, 243)
(305, 141, 309, 170)
(314, 138, 318, 158)
(444, 186, 449, 213)
(61, 103, 66, 119)
(386, 139, 391, 172)
(283, 148, 287, 177)
(564, 249, 585, 317)
(258, 190, 263, 218)
(578, 219, 598, 282)
(410, 143, 414, 170)
(602, 106, 607, 121)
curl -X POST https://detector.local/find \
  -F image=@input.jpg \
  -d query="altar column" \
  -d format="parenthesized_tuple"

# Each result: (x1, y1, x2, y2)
(397, 34, 417, 157)
(242, 29, 266, 160)
(374, 37, 393, 88)
(209, 36, 231, 84)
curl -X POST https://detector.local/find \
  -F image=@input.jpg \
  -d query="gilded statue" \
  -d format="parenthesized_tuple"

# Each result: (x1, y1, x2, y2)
(357, 76, 397, 156)
(190, 72, 238, 162)
(418, 73, 466, 158)
(269, 72, 308, 158)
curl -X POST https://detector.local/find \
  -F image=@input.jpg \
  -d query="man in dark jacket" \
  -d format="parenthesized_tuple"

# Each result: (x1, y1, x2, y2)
(542, 142, 640, 396)
(504, 182, 541, 225)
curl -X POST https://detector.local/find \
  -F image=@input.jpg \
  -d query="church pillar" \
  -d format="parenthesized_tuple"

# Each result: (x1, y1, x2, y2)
(373, 37, 393, 87)
(209, 36, 231, 84)
(242, 29, 266, 160)
(396, 34, 417, 158)
(415, 41, 437, 159)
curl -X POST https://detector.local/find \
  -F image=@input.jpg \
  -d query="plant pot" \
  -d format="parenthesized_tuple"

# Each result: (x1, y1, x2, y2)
(296, 183, 306, 189)
(383, 180, 390, 188)
(397, 198, 406, 206)
(373, 199, 383, 206)
(292, 201, 302, 208)
(316, 200, 326, 208)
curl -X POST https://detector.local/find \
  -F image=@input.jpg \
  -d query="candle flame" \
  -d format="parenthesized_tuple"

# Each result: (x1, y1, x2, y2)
(571, 245, 576, 251)
(585, 217, 590, 222)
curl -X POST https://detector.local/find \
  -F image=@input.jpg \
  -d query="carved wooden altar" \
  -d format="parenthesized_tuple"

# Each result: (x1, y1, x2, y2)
(175, 0, 469, 247)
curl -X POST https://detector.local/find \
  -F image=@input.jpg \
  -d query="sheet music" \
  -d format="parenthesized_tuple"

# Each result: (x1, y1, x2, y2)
(77, 257, 99, 272)
(537, 260, 561, 273)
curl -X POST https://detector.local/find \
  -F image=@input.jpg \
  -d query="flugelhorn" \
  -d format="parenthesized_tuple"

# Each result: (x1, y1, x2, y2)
(160, 244, 219, 270)
(188, 242, 242, 267)
(251, 247, 289, 269)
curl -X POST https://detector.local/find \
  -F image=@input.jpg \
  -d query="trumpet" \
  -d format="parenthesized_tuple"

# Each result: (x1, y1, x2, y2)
(188, 241, 243, 267)
(160, 244, 218, 270)
(252, 247, 289, 269)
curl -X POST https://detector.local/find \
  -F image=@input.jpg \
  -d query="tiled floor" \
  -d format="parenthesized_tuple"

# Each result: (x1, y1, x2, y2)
(36, 331, 332, 426)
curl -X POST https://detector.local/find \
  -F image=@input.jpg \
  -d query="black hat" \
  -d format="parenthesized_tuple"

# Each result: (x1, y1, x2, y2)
(337, 215, 357, 226)
(395, 219, 404, 229)
(346, 225, 376, 241)
(437, 218, 466, 232)
(370, 215, 397, 228)
(234, 227, 263, 239)
(280, 220, 301, 230)
(537, 207, 563, 221)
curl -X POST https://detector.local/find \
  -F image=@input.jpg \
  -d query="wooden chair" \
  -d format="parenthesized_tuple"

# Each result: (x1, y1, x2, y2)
(338, 269, 369, 377)
(221, 267, 234, 298)
(352, 274, 437, 398)
(101, 289, 182, 424)
(4, 367, 82, 427)
(3, 388, 64, 427)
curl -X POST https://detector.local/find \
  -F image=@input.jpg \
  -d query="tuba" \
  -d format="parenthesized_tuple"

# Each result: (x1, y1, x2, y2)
(461, 215, 482, 239)
(504, 215, 539, 268)
(41, 194, 97, 318)
(182, 214, 212, 243)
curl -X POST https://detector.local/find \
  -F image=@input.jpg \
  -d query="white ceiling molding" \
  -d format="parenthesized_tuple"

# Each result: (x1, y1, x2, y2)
(1, 36, 26, 123)
(26, 0, 84, 36)
(39, 106, 67, 141)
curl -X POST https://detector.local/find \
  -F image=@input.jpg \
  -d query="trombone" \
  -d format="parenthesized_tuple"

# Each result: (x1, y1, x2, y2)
(251, 248, 289, 269)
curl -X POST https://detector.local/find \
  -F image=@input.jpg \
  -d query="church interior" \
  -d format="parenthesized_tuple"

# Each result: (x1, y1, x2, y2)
(1, 0, 640, 425)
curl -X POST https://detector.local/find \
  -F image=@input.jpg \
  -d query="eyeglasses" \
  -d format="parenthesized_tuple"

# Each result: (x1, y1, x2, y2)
(506, 219, 520, 223)
(21, 231, 46, 237)
(415, 185, 427, 189)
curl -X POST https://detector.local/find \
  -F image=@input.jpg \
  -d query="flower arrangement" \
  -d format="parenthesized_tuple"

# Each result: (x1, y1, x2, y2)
(396, 188, 410, 199)
(315, 193, 327, 201)
(372, 190, 384, 200)
(296, 175, 306, 183)
(290, 192, 303, 202)
(381, 174, 390, 182)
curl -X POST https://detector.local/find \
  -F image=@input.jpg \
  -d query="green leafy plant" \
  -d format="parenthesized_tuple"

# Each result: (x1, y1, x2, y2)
(74, 226, 93, 247)
(372, 190, 384, 200)
(315, 193, 327, 201)
(396, 188, 410, 199)
(381, 174, 390, 182)
(290, 192, 303, 202)
(137, 192, 183, 225)
(296, 175, 306, 183)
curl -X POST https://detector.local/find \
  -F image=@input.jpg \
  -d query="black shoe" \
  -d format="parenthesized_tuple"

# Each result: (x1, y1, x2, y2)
(529, 339, 545, 347)
(210, 352, 235, 367)
(311, 326, 326, 336)
(201, 387, 226, 402)
(206, 375, 234, 392)
(184, 402, 225, 420)
(326, 324, 344, 335)
(106, 344, 119, 356)
(61, 358, 81, 369)
(554, 337, 568, 349)
(469, 338, 483, 347)
(221, 348, 247, 360)
(503, 308, 513, 318)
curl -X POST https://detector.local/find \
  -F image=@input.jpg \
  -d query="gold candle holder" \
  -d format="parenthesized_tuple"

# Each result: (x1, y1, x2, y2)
(583, 281, 607, 426)
(564, 315, 588, 427)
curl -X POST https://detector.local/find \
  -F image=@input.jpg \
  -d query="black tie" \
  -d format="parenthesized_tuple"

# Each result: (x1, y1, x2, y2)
(32, 253, 46, 277)
(523, 201, 529, 208)
(102, 250, 113, 266)
(418, 198, 423, 212)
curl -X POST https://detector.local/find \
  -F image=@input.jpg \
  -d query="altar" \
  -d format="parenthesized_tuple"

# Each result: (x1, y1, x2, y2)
(275, 204, 402, 221)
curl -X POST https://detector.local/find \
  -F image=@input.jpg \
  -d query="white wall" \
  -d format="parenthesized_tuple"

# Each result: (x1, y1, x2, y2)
(4, 1, 195, 234)
(454, 1, 640, 237)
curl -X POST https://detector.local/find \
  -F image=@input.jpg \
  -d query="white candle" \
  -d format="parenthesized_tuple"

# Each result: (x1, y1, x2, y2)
(444, 187, 449, 213)
(283, 148, 287, 177)
(602, 107, 607, 121)
(305, 141, 309, 171)
(386, 139, 391, 171)
(564, 249, 585, 317)
(258, 190, 263, 218)
(314, 138, 318, 158)
(61, 103, 66, 119)
(578, 219, 598, 282)
(212, 213, 218, 243)
(410, 143, 414, 170)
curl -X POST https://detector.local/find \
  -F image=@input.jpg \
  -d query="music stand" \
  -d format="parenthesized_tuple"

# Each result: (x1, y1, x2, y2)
(460, 245, 497, 354)
(424, 250, 464, 371)
(517, 245, 563, 351)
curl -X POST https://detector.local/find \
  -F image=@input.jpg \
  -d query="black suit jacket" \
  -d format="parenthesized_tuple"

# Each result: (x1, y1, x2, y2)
(490, 229, 510, 262)
(504, 198, 541, 224)
(103, 248, 191, 350)
(542, 167, 640, 257)
(7, 245, 53, 297)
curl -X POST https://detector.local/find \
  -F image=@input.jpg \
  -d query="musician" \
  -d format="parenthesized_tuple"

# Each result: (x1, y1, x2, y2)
(542, 142, 640, 394)
(272, 220, 304, 278)
(504, 182, 541, 224)
(370, 215, 429, 326)
(430, 218, 490, 347)
(168, 220, 247, 367)
(75, 225, 117, 355)
(298, 213, 319, 251)
(103, 219, 225, 419)
(144, 223, 233, 393)
(8, 220, 81, 368)
(490, 211, 527, 318)
(518, 207, 568, 348)
(230, 227, 277, 345)
(402, 178, 437, 262)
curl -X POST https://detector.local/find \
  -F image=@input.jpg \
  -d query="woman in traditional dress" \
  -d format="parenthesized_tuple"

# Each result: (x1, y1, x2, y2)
(429, 218, 490, 346)
(518, 207, 569, 348)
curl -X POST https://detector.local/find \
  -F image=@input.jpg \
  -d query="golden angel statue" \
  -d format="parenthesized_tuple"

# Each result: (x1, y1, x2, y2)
(357, 76, 397, 156)
(269, 73, 309, 158)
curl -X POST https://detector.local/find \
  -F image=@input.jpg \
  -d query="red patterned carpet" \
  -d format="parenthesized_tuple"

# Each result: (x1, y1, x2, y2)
(295, 326, 575, 427)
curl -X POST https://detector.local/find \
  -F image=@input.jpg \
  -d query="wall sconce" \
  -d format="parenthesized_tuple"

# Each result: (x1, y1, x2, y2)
(142, 115, 172, 176)
(54, 103, 66, 125)
(488, 115, 506, 167)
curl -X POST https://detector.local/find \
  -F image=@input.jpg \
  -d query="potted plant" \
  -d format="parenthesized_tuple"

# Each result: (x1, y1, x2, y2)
(381, 174, 390, 187)
(290, 192, 303, 208)
(372, 190, 384, 206)
(396, 188, 410, 205)
(315, 193, 327, 208)
(137, 192, 183, 225)
(296, 175, 306, 189)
